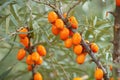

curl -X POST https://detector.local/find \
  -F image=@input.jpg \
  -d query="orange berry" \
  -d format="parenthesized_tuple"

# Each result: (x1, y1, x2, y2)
(60, 27, 70, 40)
(35, 56, 43, 65)
(51, 25, 60, 35)
(48, 11, 58, 23)
(72, 32, 81, 45)
(37, 45, 46, 56)
(55, 19, 64, 30)
(31, 52, 39, 62)
(73, 77, 82, 80)
(17, 48, 26, 61)
(64, 38, 72, 48)
(76, 53, 86, 64)
(116, 0, 120, 6)
(109, 65, 113, 71)
(27, 65, 32, 71)
(95, 68, 103, 80)
(73, 45, 83, 55)
(34, 72, 42, 80)
(20, 37, 29, 48)
(69, 16, 78, 29)
(63, 13, 67, 18)
(18, 27, 28, 38)
(90, 43, 99, 53)
(26, 55, 33, 65)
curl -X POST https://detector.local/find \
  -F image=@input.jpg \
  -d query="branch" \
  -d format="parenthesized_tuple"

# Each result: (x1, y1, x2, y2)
(66, 0, 81, 18)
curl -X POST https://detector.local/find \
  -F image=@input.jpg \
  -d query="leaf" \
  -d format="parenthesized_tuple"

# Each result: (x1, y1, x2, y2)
(0, 67, 13, 80)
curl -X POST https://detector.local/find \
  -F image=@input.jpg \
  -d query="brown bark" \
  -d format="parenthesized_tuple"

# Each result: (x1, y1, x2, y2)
(113, 6, 120, 78)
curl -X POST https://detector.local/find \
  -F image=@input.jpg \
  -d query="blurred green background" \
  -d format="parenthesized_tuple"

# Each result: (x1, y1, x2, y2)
(0, 0, 115, 80)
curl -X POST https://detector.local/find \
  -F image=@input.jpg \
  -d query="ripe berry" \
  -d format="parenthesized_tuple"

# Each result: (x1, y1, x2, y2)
(90, 43, 99, 53)
(48, 11, 58, 23)
(34, 72, 42, 80)
(94, 68, 103, 80)
(64, 38, 72, 48)
(35, 56, 43, 65)
(26, 55, 33, 65)
(17, 48, 26, 61)
(60, 27, 70, 40)
(55, 19, 64, 30)
(72, 32, 81, 45)
(37, 45, 46, 56)
(69, 16, 78, 29)
(73, 77, 82, 80)
(31, 52, 39, 62)
(19, 27, 28, 38)
(20, 37, 29, 48)
(27, 65, 32, 71)
(76, 53, 86, 64)
(73, 45, 83, 55)
(116, 0, 120, 6)
(51, 25, 60, 35)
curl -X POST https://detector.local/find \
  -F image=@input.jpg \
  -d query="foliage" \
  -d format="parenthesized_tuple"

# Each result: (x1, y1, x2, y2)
(0, 0, 114, 80)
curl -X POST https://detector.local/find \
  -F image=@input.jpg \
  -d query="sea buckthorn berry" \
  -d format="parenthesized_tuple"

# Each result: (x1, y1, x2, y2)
(55, 19, 64, 30)
(31, 52, 39, 62)
(35, 56, 43, 65)
(90, 43, 99, 53)
(51, 25, 60, 35)
(17, 48, 26, 61)
(48, 11, 58, 23)
(37, 45, 46, 56)
(73, 77, 82, 80)
(26, 55, 33, 65)
(109, 65, 113, 71)
(64, 38, 72, 48)
(18, 27, 28, 38)
(73, 45, 83, 55)
(76, 53, 86, 64)
(116, 0, 120, 6)
(20, 37, 29, 48)
(95, 68, 103, 80)
(72, 32, 81, 45)
(60, 27, 70, 40)
(27, 65, 32, 71)
(34, 72, 42, 80)
(69, 16, 78, 29)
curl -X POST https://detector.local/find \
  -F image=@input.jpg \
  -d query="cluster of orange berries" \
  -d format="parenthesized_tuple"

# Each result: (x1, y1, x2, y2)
(48, 11, 101, 79)
(17, 27, 46, 80)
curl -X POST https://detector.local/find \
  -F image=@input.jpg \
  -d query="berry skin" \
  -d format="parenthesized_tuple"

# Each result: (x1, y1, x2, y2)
(64, 38, 72, 48)
(26, 55, 33, 65)
(17, 48, 26, 61)
(20, 37, 29, 48)
(73, 45, 83, 55)
(76, 53, 86, 64)
(55, 19, 64, 30)
(51, 25, 60, 35)
(34, 72, 42, 80)
(60, 27, 70, 40)
(116, 0, 120, 6)
(31, 52, 39, 62)
(90, 43, 99, 53)
(35, 56, 43, 65)
(27, 65, 32, 71)
(37, 45, 46, 56)
(48, 11, 58, 23)
(69, 30, 74, 37)
(73, 77, 82, 80)
(72, 32, 82, 45)
(94, 68, 103, 80)
(69, 16, 78, 29)
(19, 27, 28, 38)
(109, 65, 113, 71)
